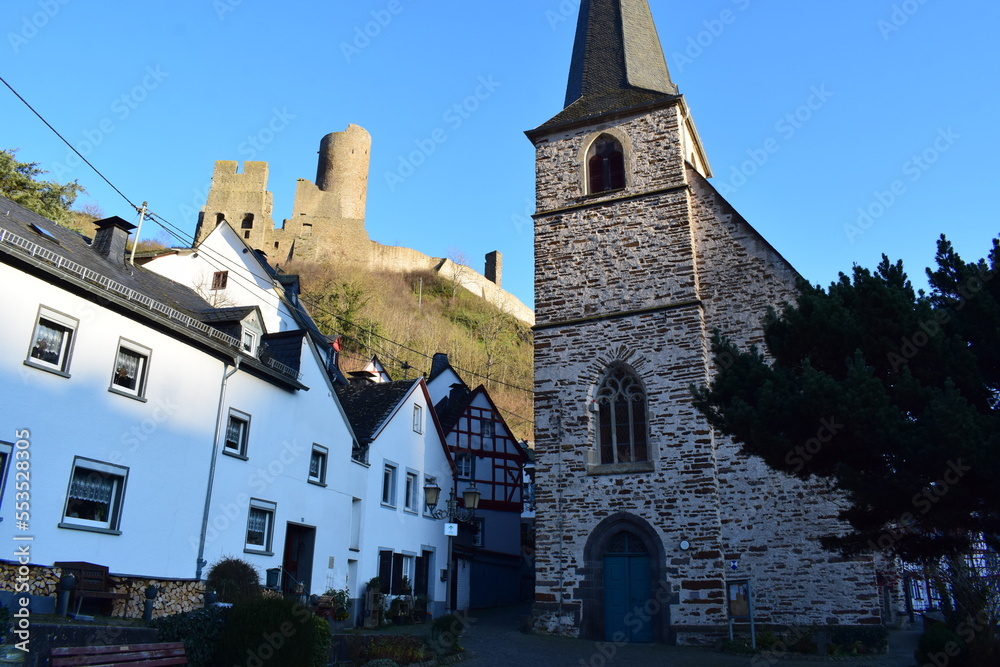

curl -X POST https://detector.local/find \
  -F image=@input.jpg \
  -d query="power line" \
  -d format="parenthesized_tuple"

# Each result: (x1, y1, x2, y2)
(4, 74, 535, 403)
(1, 75, 140, 212)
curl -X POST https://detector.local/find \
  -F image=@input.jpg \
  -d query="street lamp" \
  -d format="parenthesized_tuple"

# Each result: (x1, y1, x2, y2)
(423, 479, 481, 522)
(423, 478, 481, 612)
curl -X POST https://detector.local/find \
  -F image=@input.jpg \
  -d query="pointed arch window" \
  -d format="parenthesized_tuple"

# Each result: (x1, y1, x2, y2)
(596, 364, 648, 465)
(587, 135, 626, 194)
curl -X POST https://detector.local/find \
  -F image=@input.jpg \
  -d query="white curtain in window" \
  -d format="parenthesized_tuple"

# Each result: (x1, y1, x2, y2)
(32, 321, 64, 362)
(248, 508, 267, 533)
(69, 472, 114, 503)
(115, 349, 139, 384)
(226, 418, 243, 447)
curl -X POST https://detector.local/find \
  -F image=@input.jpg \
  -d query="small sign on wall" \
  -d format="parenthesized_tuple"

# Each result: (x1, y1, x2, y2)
(728, 580, 751, 619)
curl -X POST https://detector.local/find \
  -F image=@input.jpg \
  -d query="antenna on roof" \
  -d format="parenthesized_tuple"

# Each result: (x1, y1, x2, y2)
(128, 201, 148, 266)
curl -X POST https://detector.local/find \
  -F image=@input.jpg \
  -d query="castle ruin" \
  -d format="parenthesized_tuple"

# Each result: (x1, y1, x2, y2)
(193, 124, 533, 325)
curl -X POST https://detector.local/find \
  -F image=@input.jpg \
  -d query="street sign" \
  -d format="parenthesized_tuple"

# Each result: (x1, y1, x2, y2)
(444, 522, 458, 536)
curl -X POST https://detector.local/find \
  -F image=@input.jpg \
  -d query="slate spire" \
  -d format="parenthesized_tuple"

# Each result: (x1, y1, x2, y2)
(564, 0, 678, 108)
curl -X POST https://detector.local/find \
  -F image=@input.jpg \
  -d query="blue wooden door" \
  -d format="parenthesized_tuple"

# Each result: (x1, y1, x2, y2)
(603, 542, 653, 642)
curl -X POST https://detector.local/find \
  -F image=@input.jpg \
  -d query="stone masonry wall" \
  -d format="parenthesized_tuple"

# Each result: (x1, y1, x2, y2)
(531, 96, 883, 642)
(686, 170, 883, 627)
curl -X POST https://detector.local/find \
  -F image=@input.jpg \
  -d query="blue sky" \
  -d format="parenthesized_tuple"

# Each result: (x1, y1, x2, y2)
(3, 0, 998, 309)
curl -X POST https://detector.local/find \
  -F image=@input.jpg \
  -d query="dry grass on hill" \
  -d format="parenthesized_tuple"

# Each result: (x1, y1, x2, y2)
(291, 261, 534, 441)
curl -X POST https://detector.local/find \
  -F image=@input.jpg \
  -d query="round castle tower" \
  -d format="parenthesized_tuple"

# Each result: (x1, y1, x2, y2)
(315, 124, 371, 222)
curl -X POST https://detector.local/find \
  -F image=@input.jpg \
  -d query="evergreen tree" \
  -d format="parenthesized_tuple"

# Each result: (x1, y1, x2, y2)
(692, 236, 1000, 562)
(0, 148, 83, 222)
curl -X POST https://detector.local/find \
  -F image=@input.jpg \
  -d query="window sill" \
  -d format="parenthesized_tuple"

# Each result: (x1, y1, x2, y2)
(107, 387, 147, 403)
(23, 360, 71, 378)
(243, 548, 274, 557)
(308, 479, 327, 488)
(351, 458, 370, 468)
(223, 450, 249, 461)
(381, 503, 397, 510)
(58, 522, 122, 536)
(403, 508, 418, 515)
(581, 187, 626, 199)
(587, 461, 655, 476)
(349, 547, 360, 553)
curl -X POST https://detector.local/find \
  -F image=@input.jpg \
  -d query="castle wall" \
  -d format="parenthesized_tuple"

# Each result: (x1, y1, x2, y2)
(192, 127, 534, 325)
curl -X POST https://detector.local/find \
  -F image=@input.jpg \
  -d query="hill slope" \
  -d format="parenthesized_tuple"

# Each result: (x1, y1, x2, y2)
(292, 261, 534, 441)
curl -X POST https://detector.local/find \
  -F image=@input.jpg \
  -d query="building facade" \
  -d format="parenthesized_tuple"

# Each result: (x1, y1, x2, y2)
(528, 0, 884, 643)
(427, 354, 528, 608)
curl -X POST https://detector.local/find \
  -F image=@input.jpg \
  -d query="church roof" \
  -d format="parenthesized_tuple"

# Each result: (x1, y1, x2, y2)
(537, 0, 679, 131)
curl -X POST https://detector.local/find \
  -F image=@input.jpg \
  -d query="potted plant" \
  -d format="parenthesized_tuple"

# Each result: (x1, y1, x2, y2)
(363, 577, 383, 628)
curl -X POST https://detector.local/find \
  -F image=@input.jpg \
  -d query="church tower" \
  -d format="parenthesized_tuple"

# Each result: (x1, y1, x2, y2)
(528, 0, 885, 644)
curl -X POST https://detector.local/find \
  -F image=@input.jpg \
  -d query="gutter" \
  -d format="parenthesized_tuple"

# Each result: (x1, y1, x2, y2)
(196, 357, 241, 580)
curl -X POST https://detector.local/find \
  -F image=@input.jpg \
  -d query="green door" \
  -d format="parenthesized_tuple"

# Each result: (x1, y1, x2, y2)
(603, 532, 653, 642)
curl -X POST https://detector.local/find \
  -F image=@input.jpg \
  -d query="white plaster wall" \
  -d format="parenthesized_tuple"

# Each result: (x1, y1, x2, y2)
(0, 263, 220, 578)
(357, 382, 451, 609)
(144, 223, 297, 334)
(200, 336, 358, 596)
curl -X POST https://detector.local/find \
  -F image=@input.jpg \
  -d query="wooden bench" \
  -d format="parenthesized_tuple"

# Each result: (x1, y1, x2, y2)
(50, 642, 187, 666)
(54, 561, 129, 616)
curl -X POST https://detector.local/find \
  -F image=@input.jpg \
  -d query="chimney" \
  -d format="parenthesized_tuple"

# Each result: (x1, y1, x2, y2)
(485, 251, 502, 288)
(92, 217, 136, 263)
(429, 353, 451, 381)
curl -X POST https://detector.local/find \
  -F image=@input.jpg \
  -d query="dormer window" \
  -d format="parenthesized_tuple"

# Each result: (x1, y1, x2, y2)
(587, 134, 626, 194)
(242, 329, 258, 356)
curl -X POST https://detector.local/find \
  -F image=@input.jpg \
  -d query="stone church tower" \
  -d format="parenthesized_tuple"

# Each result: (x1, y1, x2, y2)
(528, 0, 885, 644)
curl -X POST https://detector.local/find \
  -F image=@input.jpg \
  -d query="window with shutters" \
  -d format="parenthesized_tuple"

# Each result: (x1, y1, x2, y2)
(595, 363, 649, 466)
(587, 134, 626, 194)
(59, 458, 128, 533)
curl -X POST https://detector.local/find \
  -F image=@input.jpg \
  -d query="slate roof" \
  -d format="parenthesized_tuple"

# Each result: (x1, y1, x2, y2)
(198, 306, 258, 323)
(534, 0, 679, 132)
(434, 383, 473, 436)
(334, 379, 420, 442)
(0, 196, 214, 317)
(0, 195, 306, 388)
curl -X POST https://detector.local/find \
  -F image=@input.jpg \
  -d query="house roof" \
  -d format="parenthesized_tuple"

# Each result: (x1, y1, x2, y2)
(535, 0, 679, 131)
(0, 197, 215, 317)
(198, 305, 259, 323)
(434, 383, 473, 435)
(0, 196, 306, 389)
(334, 379, 421, 443)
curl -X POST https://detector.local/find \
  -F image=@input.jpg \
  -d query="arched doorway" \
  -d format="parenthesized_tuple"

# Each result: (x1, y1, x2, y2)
(581, 513, 670, 643)
(603, 531, 652, 642)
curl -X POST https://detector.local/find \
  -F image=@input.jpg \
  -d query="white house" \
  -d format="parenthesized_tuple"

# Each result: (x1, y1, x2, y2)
(0, 199, 359, 614)
(140, 221, 367, 600)
(334, 377, 453, 617)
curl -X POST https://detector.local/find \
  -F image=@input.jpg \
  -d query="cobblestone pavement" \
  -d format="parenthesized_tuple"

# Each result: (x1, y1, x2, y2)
(458, 606, 921, 667)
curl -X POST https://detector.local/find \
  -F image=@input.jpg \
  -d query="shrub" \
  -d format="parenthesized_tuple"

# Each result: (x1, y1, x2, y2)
(364, 660, 400, 667)
(151, 606, 229, 667)
(214, 597, 330, 667)
(359, 635, 427, 665)
(916, 623, 968, 667)
(206, 556, 260, 604)
(830, 625, 889, 655)
(427, 613, 469, 656)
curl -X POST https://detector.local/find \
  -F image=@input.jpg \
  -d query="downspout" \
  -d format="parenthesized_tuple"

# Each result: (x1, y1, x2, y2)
(196, 357, 241, 580)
